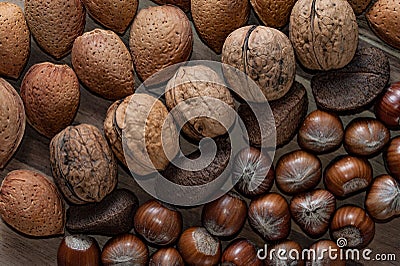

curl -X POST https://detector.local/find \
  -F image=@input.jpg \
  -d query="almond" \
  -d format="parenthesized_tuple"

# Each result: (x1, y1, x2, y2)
(347, 0, 371, 15)
(20, 62, 80, 138)
(0, 78, 25, 169)
(24, 0, 85, 59)
(0, 170, 65, 237)
(0, 3, 30, 79)
(250, 0, 296, 28)
(72, 29, 135, 100)
(152, 0, 190, 12)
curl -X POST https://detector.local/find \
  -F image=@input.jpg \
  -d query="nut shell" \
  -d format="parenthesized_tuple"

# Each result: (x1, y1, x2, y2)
(222, 25, 295, 101)
(82, 0, 138, 34)
(25, 0, 85, 59)
(57, 235, 101, 266)
(250, 0, 296, 28)
(289, 0, 358, 70)
(307, 240, 345, 266)
(384, 136, 400, 182)
(149, 248, 184, 266)
(50, 123, 118, 204)
(366, 0, 400, 50)
(347, 0, 371, 15)
(152, 0, 190, 12)
(129, 5, 193, 81)
(0, 170, 65, 237)
(192, 0, 250, 54)
(20, 62, 80, 138)
(0, 79, 25, 169)
(221, 239, 263, 266)
(72, 29, 135, 100)
(265, 240, 304, 266)
(375, 82, 400, 129)
(0, 3, 30, 79)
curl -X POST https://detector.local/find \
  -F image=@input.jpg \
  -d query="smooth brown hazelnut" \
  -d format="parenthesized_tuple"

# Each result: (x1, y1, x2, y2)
(232, 147, 275, 198)
(365, 174, 400, 221)
(275, 150, 322, 195)
(264, 240, 304, 266)
(375, 82, 400, 129)
(202, 191, 247, 237)
(248, 193, 291, 241)
(221, 238, 263, 266)
(57, 235, 101, 266)
(330, 205, 375, 249)
(307, 240, 345, 266)
(177, 227, 221, 266)
(298, 110, 344, 154)
(384, 136, 400, 182)
(134, 200, 182, 246)
(101, 234, 149, 266)
(149, 247, 184, 266)
(324, 155, 373, 198)
(290, 189, 336, 238)
(344, 117, 390, 156)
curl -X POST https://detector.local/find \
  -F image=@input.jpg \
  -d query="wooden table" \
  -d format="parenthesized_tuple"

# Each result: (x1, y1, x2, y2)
(1, 0, 399, 265)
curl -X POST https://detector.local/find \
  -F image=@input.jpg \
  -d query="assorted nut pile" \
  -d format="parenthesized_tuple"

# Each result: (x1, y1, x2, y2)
(0, 0, 399, 265)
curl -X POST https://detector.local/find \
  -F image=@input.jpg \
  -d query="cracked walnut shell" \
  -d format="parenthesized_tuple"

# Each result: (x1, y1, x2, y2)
(289, 0, 358, 70)
(50, 124, 118, 205)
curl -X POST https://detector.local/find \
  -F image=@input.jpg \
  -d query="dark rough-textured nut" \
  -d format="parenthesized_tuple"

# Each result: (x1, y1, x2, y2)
(192, 0, 250, 54)
(347, 0, 371, 15)
(367, 0, 400, 50)
(238, 81, 308, 148)
(66, 189, 138, 236)
(24, 0, 85, 59)
(152, 0, 190, 12)
(165, 65, 235, 140)
(250, 0, 296, 28)
(50, 123, 118, 205)
(0, 78, 25, 169)
(312, 47, 390, 113)
(72, 29, 135, 100)
(129, 5, 193, 81)
(20, 62, 80, 138)
(289, 0, 358, 70)
(222, 25, 295, 101)
(0, 170, 65, 237)
(0, 3, 30, 79)
(82, 0, 138, 34)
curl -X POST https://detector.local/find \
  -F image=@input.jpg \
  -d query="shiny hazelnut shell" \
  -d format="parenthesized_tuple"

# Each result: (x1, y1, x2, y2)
(265, 240, 304, 266)
(298, 110, 344, 154)
(101, 234, 149, 266)
(248, 193, 291, 241)
(134, 200, 182, 246)
(290, 189, 336, 238)
(344, 117, 390, 157)
(365, 174, 400, 221)
(375, 82, 400, 129)
(324, 155, 373, 198)
(149, 247, 184, 266)
(221, 238, 263, 266)
(275, 150, 322, 195)
(330, 205, 375, 249)
(308, 240, 345, 266)
(57, 235, 101, 266)
(233, 147, 275, 198)
(202, 191, 247, 237)
(177, 227, 221, 266)
(384, 136, 400, 182)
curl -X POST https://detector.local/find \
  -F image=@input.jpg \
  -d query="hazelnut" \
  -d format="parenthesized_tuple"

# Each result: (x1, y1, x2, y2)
(149, 248, 184, 266)
(264, 240, 303, 266)
(57, 235, 101, 266)
(375, 82, 400, 129)
(222, 238, 263, 266)
(384, 136, 400, 182)
(307, 240, 345, 266)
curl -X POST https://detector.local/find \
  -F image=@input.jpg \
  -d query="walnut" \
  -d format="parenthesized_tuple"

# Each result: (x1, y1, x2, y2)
(50, 124, 118, 205)
(289, 0, 358, 70)
(165, 65, 235, 140)
(222, 26, 295, 101)
(250, 0, 296, 28)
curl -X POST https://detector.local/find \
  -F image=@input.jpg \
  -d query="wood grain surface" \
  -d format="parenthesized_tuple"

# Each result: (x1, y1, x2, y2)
(0, 0, 399, 265)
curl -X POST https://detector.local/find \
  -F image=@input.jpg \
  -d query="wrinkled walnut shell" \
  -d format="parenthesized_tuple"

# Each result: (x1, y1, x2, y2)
(0, 78, 25, 169)
(0, 170, 65, 237)
(20, 62, 80, 138)
(50, 124, 118, 205)
(289, 0, 358, 70)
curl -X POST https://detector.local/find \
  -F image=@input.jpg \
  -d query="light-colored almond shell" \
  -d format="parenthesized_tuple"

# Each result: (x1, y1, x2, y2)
(191, 0, 250, 54)
(82, 0, 138, 34)
(0, 3, 30, 79)
(24, 0, 85, 59)
(0, 79, 25, 169)
(366, 0, 400, 50)
(20, 62, 80, 138)
(0, 170, 65, 237)
(129, 5, 193, 81)
(72, 29, 135, 100)
(250, 0, 296, 28)
(152, 0, 191, 12)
